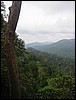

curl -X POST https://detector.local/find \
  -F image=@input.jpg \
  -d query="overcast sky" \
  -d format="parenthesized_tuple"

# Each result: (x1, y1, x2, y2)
(3, 1, 75, 44)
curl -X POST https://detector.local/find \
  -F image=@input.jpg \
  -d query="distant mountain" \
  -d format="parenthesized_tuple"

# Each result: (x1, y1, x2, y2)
(26, 39, 75, 59)
(26, 42, 52, 48)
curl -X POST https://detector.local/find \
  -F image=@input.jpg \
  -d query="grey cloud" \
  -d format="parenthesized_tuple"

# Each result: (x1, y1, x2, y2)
(4, 1, 75, 43)
(26, 1, 75, 15)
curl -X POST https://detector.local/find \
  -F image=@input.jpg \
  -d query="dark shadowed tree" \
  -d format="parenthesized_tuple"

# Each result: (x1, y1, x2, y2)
(4, 1, 22, 99)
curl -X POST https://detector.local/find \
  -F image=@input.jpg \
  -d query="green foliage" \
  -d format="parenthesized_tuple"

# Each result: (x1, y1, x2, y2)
(38, 76, 75, 99)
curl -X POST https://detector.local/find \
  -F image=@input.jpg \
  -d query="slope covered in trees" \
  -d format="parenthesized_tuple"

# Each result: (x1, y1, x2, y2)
(26, 39, 75, 59)
(1, 2, 75, 99)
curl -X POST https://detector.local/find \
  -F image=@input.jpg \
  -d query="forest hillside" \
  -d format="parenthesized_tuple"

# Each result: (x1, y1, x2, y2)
(26, 39, 75, 59)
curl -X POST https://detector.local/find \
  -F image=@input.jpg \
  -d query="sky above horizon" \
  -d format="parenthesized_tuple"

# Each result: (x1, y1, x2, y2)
(3, 1, 75, 44)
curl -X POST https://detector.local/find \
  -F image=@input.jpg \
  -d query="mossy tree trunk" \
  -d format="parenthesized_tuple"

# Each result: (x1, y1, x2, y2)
(4, 1, 22, 99)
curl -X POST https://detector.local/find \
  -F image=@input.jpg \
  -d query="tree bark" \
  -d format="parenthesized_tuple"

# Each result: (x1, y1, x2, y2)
(4, 1, 22, 99)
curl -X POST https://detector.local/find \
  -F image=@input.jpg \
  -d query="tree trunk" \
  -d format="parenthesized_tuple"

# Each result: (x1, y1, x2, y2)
(4, 1, 22, 99)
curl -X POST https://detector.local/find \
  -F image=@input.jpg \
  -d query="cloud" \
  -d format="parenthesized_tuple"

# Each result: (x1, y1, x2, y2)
(16, 1, 75, 34)
(3, 1, 75, 43)
(18, 31, 74, 44)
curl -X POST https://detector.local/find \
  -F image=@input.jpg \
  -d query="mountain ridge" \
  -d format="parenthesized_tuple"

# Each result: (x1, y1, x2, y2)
(26, 39, 75, 59)
(26, 41, 52, 48)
